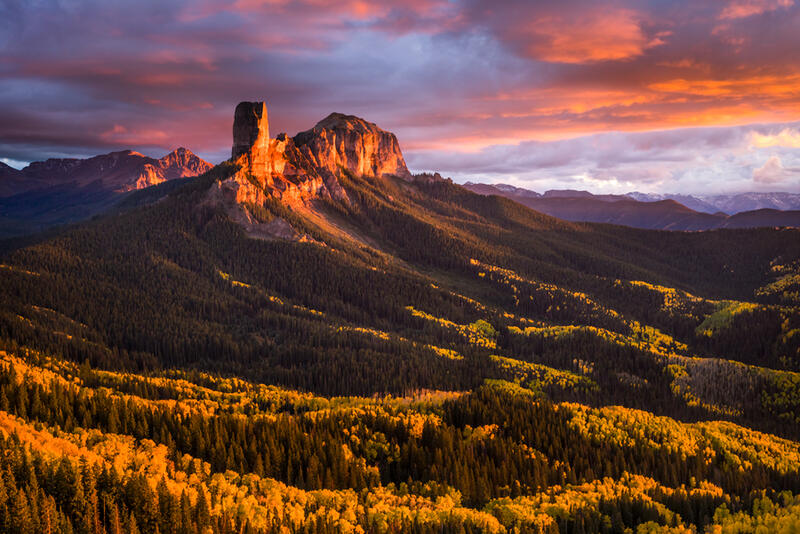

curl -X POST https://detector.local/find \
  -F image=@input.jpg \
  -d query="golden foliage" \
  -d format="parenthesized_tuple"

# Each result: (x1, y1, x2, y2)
(405, 306, 498, 349)
(491, 355, 598, 394)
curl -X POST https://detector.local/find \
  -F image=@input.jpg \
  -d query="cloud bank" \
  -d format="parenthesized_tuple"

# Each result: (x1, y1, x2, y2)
(1, 0, 799, 193)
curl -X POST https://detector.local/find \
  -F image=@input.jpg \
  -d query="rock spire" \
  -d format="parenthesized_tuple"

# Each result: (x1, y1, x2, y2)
(231, 102, 270, 174)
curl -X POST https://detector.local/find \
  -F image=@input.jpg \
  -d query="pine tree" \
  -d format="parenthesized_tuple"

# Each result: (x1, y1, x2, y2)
(128, 512, 141, 534)
(10, 489, 33, 534)
(195, 488, 210, 531)
(109, 502, 123, 534)
(179, 490, 192, 534)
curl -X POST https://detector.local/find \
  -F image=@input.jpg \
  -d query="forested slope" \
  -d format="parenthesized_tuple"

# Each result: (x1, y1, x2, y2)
(0, 163, 798, 532)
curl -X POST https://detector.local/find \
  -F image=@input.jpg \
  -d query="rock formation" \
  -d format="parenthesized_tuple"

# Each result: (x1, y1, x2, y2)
(221, 101, 412, 209)
(294, 113, 411, 180)
(232, 102, 270, 172)
(224, 110, 328, 207)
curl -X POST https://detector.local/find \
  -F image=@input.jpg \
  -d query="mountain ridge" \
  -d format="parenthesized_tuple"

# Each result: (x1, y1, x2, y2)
(467, 183, 800, 215)
(464, 182, 800, 230)
(18, 147, 212, 193)
(0, 147, 212, 198)
(0, 147, 213, 239)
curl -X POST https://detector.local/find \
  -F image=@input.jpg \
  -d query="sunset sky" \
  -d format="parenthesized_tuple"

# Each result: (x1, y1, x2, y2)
(1, 0, 800, 194)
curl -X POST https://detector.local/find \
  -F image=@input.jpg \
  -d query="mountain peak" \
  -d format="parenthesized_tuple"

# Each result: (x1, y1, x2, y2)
(294, 110, 411, 181)
(167, 147, 193, 156)
(312, 112, 383, 134)
(155, 147, 213, 182)
(158, 146, 201, 163)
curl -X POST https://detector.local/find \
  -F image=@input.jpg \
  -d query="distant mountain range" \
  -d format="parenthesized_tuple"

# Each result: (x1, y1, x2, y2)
(463, 183, 800, 231)
(0, 148, 211, 238)
(627, 191, 800, 214)
(466, 184, 800, 215)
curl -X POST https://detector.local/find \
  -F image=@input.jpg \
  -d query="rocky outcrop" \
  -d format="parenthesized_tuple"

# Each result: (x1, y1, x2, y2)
(220, 102, 412, 210)
(232, 102, 270, 171)
(294, 113, 411, 181)
(229, 102, 328, 203)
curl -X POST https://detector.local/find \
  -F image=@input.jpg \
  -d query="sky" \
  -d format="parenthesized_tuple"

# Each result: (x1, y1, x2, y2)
(1, 0, 800, 194)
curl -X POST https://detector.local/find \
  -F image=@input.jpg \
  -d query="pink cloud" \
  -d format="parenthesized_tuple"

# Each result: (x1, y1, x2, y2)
(720, 0, 793, 19)
(513, 8, 664, 64)
(101, 124, 169, 144)
(752, 155, 796, 183)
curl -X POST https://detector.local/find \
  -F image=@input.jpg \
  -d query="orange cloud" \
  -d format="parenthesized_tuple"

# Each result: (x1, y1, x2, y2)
(648, 75, 800, 98)
(488, 87, 661, 115)
(516, 9, 663, 63)
(656, 59, 712, 72)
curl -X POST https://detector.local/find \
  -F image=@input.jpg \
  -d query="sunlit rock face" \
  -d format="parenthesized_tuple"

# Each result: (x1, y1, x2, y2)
(232, 102, 271, 176)
(226, 101, 327, 207)
(294, 112, 411, 181)
(224, 102, 411, 210)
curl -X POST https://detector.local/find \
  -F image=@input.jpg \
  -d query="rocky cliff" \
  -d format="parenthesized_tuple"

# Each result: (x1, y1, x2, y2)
(232, 102, 270, 170)
(294, 113, 411, 180)
(217, 101, 412, 209)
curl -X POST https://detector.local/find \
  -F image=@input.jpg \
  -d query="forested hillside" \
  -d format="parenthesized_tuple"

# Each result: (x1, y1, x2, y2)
(0, 161, 798, 533)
